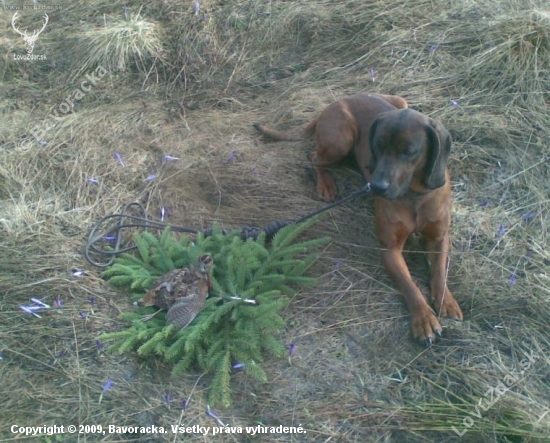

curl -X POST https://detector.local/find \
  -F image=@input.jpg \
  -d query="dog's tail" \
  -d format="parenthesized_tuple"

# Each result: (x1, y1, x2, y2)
(253, 119, 317, 141)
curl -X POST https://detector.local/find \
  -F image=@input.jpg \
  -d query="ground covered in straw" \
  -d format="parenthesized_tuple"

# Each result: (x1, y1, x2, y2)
(1, 0, 549, 441)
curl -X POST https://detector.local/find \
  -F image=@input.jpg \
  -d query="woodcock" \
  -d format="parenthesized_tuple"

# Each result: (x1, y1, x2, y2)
(133, 255, 213, 330)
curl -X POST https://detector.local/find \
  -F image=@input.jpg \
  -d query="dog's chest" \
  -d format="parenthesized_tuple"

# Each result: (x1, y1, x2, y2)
(412, 195, 450, 234)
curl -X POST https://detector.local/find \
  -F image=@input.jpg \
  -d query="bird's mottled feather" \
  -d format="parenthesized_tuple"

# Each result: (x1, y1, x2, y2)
(134, 255, 213, 330)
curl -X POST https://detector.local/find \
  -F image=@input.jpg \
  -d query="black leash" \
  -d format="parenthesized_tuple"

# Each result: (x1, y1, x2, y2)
(84, 183, 371, 268)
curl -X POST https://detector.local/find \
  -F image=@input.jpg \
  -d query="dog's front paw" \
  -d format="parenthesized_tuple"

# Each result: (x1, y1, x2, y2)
(434, 290, 463, 321)
(411, 305, 442, 346)
(316, 178, 338, 201)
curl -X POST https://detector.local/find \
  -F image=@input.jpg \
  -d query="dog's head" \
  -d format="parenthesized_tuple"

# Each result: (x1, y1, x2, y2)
(367, 108, 451, 200)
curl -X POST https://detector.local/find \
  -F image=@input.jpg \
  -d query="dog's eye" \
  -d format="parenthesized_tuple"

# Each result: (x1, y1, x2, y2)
(401, 148, 418, 158)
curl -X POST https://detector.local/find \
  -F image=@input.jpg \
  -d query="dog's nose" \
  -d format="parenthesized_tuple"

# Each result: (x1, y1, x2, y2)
(369, 180, 390, 193)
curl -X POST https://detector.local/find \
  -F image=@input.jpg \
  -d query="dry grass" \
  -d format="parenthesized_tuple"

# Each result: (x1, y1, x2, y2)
(1, 0, 550, 441)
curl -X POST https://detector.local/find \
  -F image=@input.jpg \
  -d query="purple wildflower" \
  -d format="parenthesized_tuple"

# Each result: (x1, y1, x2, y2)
(54, 296, 63, 308)
(523, 210, 534, 223)
(227, 150, 237, 162)
(450, 99, 460, 108)
(497, 225, 505, 238)
(163, 393, 172, 404)
(232, 362, 245, 370)
(181, 398, 190, 410)
(30, 298, 51, 308)
(369, 67, 375, 81)
(163, 154, 180, 162)
(288, 342, 296, 356)
(114, 152, 125, 166)
(20, 305, 42, 318)
(193, 1, 200, 15)
(102, 379, 114, 393)
(145, 174, 156, 182)
(429, 44, 439, 53)
(333, 259, 344, 272)
(88, 297, 96, 306)
(480, 200, 489, 207)
(95, 340, 104, 350)
(104, 236, 116, 243)
(509, 274, 517, 286)
(87, 178, 99, 185)
(99, 379, 114, 403)
(79, 311, 87, 320)
(72, 268, 86, 278)
(56, 350, 67, 358)
(160, 207, 168, 221)
(38, 140, 48, 147)
(206, 405, 225, 426)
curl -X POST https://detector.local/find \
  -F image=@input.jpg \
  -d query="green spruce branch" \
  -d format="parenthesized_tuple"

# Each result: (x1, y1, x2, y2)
(99, 217, 329, 407)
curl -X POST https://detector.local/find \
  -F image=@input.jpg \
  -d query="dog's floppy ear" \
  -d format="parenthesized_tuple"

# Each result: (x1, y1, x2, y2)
(424, 119, 451, 189)
(367, 117, 381, 172)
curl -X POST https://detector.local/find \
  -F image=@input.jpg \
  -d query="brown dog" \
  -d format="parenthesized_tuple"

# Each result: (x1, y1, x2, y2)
(254, 93, 463, 345)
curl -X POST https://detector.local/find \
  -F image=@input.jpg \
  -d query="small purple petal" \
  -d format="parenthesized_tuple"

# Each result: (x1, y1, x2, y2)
(163, 154, 180, 162)
(71, 268, 86, 278)
(232, 363, 245, 370)
(163, 393, 172, 404)
(288, 342, 296, 356)
(145, 174, 156, 182)
(102, 379, 114, 393)
(56, 350, 67, 358)
(429, 44, 439, 53)
(181, 398, 190, 410)
(54, 296, 63, 309)
(160, 207, 168, 221)
(31, 298, 51, 308)
(369, 67, 375, 81)
(79, 311, 87, 320)
(20, 305, 41, 318)
(206, 405, 225, 426)
(38, 140, 48, 147)
(193, 1, 200, 15)
(104, 236, 117, 243)
(87, 178, 99, 184)
(509, 274, 517, 286)
(95, 340, 104, 350)
(497, 224, 505, 238)
(480, 200, 489, 207)
(88, 297, 96, 306)
(114, 152, 125, 166)
(450, 99, 459, 108)
(522, 210, 534, 222)
(227, 150, 237, 162)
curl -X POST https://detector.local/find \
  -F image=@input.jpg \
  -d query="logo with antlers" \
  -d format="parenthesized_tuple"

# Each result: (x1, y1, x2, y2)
(11, 12, 49, 55)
